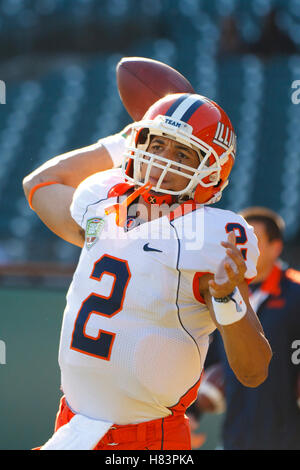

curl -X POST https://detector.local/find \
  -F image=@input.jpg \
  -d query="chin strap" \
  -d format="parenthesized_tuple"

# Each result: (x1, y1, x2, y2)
(105, 182, 153, 227)
(141, 190, 174, 206)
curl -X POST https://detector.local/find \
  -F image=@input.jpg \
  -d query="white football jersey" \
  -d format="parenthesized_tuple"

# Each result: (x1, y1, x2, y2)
(99, 132, 127, 168)
(58, 169, 259, 424)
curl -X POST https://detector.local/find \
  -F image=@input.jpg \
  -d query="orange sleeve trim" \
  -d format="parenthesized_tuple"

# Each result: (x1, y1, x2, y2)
(28, 181, 59, 210)
(193, 271, 211, 304)
(194, 273, 255, 302)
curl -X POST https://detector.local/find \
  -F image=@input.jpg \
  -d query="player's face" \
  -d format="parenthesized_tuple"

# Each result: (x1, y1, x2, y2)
(140, 135, 200, 192)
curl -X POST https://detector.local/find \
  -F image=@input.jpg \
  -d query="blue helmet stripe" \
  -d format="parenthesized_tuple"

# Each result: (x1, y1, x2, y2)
(164, 94, 191, 117)
(180, 99, 206, 122)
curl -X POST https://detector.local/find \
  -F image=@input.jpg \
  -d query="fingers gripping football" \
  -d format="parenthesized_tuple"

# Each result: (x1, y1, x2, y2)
(208, 231, 247, 298)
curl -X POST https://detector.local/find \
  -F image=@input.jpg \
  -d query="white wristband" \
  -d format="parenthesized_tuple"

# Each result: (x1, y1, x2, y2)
(212, 288, 247, 326)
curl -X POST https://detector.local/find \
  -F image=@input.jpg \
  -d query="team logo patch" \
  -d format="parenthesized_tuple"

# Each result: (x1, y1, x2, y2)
(85, 218, 105, 250)
(213, 122, 236, 157)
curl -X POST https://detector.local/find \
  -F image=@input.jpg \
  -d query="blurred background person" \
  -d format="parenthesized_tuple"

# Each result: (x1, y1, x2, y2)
(194, 207, 300, 450)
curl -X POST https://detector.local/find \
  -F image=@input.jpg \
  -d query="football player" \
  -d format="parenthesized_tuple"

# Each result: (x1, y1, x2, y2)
(23, 93, 272, 450)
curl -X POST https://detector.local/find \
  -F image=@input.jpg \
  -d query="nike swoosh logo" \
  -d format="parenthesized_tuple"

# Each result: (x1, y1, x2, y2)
(143, 243, 163, 253)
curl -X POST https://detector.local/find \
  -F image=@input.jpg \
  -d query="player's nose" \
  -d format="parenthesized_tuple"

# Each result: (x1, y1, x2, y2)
(154, 146, 175, 165)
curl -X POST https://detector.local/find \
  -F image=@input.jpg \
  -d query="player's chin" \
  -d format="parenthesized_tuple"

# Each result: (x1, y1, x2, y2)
(151, 184, 188, 196)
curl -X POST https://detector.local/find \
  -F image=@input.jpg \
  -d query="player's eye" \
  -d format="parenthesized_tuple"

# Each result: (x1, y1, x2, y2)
(150, 143, 164, 153)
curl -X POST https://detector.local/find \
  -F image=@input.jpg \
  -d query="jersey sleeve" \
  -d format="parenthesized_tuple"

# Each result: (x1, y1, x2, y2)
(175, 206, 259, 304)
(70, 168, 123, 229)
(98, 130, 127, 168)
(244, 224, 259, 281)
(228, 214, 259, 282)
(204, 208, 259, 281)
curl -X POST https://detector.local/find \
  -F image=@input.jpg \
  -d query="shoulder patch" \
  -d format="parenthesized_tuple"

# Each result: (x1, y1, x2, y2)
(85, 217, 105, 250)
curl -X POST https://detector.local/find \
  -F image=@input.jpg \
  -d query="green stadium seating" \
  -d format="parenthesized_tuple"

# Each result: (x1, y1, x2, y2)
(1, 52, 299, 261)
(0, 0, 300, 261)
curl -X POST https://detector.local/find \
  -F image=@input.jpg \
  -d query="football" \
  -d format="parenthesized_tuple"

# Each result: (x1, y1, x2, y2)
(116, 56, 195, 121)
(197, 363, 226, 414)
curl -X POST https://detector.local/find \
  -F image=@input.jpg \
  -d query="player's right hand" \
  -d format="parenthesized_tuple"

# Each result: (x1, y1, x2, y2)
(208, 231, 247, 299)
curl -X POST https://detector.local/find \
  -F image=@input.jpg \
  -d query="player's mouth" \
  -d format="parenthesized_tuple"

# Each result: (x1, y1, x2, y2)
(148, 176, 159, 185)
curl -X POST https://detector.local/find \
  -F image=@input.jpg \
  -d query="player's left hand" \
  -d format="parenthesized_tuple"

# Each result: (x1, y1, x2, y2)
(208, 231, 247, 298)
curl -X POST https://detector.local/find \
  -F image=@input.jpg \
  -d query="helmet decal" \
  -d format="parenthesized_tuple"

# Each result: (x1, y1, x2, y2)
(213, 121, 237, 157)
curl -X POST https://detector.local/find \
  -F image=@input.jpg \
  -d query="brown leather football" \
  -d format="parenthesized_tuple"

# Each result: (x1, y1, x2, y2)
(116, 56, 195, 121)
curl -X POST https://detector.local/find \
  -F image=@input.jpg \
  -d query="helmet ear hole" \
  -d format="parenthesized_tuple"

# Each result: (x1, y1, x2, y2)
(137, 128, 149, 145)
